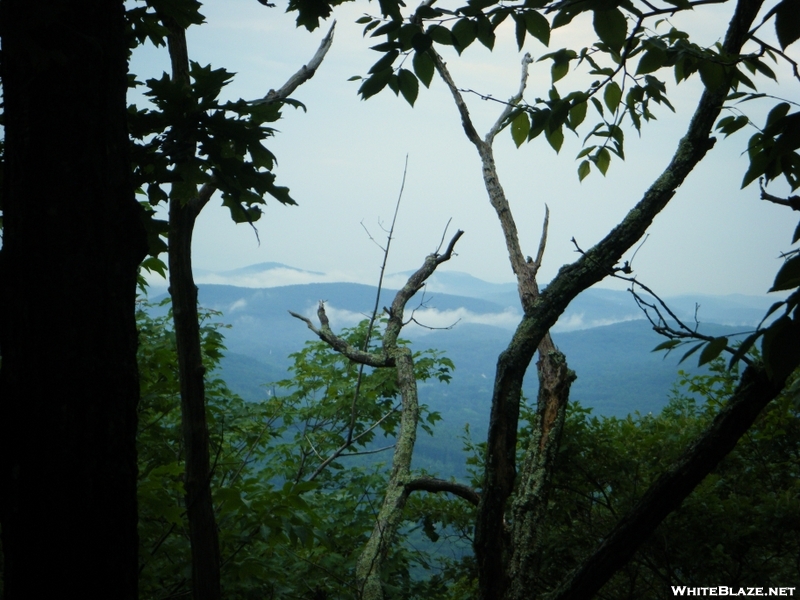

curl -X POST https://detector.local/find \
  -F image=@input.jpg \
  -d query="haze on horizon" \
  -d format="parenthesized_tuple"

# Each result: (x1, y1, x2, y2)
(130, 0, 797, 299)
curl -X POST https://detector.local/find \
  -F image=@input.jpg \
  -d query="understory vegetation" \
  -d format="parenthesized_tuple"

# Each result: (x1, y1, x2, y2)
(136, 301, 800, 599)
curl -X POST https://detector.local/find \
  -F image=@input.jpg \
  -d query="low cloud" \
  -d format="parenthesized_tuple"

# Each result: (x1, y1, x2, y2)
(293, 304, 523, 333)
(553, 312, 644, 332)
(405, 307, 521, 331)
(196, 267, 362, 288)
(228, 298, 248, 313)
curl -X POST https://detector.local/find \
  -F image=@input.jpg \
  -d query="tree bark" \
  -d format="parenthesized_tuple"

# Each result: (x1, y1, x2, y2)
(161, 17, 223, 600)
(483, 0, 764, 595)
(507, 343, 575, 600)
(0, 1, 147, 598)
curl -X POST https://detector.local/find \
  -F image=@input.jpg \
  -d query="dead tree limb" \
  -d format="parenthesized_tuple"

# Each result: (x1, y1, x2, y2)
(429, 0, 765, 597)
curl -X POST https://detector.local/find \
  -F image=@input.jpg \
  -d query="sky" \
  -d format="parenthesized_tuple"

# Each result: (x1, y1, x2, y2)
(129, 0, 799, 297)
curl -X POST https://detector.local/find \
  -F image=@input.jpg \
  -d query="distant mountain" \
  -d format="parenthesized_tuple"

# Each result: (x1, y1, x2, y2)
(207, 262, 324, 277)
(147, 277, 767, 416)
(146, 266, 773, 478)
(185, 262, 777, 332)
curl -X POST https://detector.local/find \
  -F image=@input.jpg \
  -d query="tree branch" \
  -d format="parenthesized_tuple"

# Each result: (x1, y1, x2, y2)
(486, 53, 534, 145)
(760, 179, 800, 210)
(250, 21, 336, 105)
(405, 476, 481, 506)
(288, 304, 393, 368)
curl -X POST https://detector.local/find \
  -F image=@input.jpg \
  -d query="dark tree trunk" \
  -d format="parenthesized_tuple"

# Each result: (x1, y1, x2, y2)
(160, 17, 223, 599)
(0, 1, 147, 598)
(168, 197, 222, 600)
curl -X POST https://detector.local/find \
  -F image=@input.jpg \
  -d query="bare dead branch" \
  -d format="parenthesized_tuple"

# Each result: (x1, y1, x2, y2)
(629, 284, 755, 367)
(250, 21, 336, 105)
(430, 50, 483, 148)
(486, 53, 534, 145)
(760, 179, 800, 210)
(530, 205, 550, 279)
(288, 306, 393, 368)
(405, 476, 481, 506)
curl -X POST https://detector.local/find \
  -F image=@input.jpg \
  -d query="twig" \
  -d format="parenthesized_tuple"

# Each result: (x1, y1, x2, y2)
(435, 218, 453, 255)
(343, 444, 396, 457)
(530, 205, 550, 279)
(308, 405, 401, 481)
(627, 279, 754, 367)
(407, 315, 461, 330)
(760, 179, 800, 210)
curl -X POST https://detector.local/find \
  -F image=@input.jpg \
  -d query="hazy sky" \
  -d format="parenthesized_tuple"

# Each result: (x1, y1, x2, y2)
(130, 0, 798, 297)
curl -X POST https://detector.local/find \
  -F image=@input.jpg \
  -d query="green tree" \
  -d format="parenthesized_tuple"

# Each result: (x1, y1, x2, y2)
(534, 361, 800, 596)
(127, 3, 335, 597)
(135, 301, 454, 598)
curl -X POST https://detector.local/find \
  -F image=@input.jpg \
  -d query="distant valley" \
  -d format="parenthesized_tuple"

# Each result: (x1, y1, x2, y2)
(148, 263, 777, 476)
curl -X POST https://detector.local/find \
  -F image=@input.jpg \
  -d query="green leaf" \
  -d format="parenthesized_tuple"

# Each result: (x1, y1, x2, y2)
(636, 47, 667, 75)
(762, 315, 800, 381)
(698, 336, 728, 366)
(652, 339, 682, 352)
(546, 125, 564, 153)
(698, 60, 726, 91)
(775, 0, 800, 49)
(578, 160, 591, 181)
(413, 51, 434, 88)
(451, 18, 477, 51)
(552, 61, 569, 82)
(513, 13, 527, 50)
(766, 102, 791, 129)
(752, 59, 777, 81)
(678, 341, 705, 364)
(593, 8, 628, 52)
(604, 81, 622, 113)
(358, 68, 393, 100)
(770, 254, 800, 292)
(397, 69, 419, 107)
(591, 96, 604, 117)
(387, 73, 400, 95)
(511, 111, 531, 147)
(368, 50, 399, 74)
(524, 10, 550, 46)
(595, 147, 610, 175)
(412, 32, 433, 52)
(476, 16, 496, 50)
(728, 331, 762, 369)
(371, 20, 402, 37)
(716, 115, 749, 137)
(427, 24, 454, 46)
(568, 100, 587, 130)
